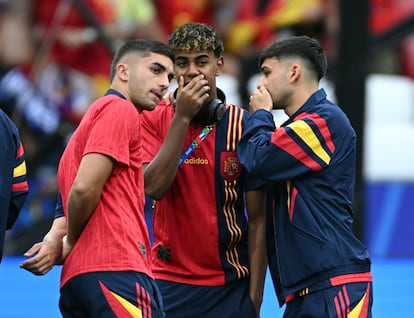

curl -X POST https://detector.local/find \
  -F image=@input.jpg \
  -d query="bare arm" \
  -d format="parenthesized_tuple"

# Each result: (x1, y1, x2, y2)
(246, 189, 268, 317)
(144, 114, 191, 200)
(20, 216, 67, 275)
(144, 75, 209, 200)
(66, 153, 114, 248)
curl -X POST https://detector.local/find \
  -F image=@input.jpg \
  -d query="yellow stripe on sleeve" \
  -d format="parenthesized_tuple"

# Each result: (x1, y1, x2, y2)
(13, 161, 27, 178)
(289, 121, 331, 165)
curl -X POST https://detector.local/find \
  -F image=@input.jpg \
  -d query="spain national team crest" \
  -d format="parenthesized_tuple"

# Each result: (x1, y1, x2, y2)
(221, 151, 242, 181)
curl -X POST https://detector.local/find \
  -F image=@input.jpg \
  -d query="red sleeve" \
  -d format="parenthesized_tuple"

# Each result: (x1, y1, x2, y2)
(140, 101, 173, 164)
(84, 97, 139, 166)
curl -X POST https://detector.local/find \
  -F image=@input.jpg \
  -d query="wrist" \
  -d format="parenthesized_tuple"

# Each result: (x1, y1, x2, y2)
(65, 234, 77, 248)
(172, 113, 192, 126)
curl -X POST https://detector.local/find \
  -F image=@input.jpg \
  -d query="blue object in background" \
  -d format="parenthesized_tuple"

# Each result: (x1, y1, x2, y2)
(365, 182, 414, 257)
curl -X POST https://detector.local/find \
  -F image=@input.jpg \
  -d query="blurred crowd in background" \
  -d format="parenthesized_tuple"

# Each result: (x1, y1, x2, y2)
(1, 0, 413, 255)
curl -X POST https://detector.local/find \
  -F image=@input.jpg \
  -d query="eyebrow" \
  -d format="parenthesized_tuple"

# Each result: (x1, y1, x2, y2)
(152, 62, 175, 81)
(194, 53, 210, 59)
(176, 53, 210, 60)
(152, 62, 167, 71)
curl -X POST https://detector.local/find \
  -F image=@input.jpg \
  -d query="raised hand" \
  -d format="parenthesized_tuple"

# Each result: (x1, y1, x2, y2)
(175, 74, 210, 120)
(249, 84, 273, 113)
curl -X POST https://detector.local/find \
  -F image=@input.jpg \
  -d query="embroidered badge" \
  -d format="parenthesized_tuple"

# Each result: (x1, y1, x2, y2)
(220, 151, 242, 181)
(157, 245, 171, 262)
(138, 242, 146, 257)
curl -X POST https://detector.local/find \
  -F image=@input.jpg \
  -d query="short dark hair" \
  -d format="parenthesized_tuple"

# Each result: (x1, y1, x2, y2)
(110, 39, 175, 81)
(259, 35, 327, 81)
(167, 23, 224, 58)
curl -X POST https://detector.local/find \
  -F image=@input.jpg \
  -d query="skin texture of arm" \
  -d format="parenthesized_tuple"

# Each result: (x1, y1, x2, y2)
(66, 153, 114, 249)
(20, 216, 67, 275)
(143, 113, 191, 200)
(245, 188, 268, 317)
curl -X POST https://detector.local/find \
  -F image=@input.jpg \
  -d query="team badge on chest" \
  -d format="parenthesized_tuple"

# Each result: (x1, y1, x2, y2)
(220, 151, 242, 181)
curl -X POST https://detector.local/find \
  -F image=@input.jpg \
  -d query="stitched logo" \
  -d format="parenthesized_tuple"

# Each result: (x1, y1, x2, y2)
(138, 242, 146, 257)
(220, 151, 242, 181)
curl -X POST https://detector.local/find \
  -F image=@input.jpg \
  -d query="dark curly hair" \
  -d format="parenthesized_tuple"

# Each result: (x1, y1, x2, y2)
(167, 23, 224, 58)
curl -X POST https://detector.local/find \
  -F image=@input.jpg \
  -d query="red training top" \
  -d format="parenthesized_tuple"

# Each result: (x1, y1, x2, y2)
(58, 92, 152, 288)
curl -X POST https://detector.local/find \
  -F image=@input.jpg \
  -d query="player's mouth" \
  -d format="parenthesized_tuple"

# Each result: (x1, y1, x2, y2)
(150, 90, 163, 100)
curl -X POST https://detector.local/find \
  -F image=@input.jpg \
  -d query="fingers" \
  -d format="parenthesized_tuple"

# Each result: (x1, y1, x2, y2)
(22, 244, 40, 257)
(175, 75, 210, 119)
(178, 75, 185, 90)
(194, 82, 210, 101)
(181, 75, 209, 96)
(20, 240, 63, 275)
(249, 87, 273, 112)
(21, 263, 52, 276)
(20, 253, 53, 275)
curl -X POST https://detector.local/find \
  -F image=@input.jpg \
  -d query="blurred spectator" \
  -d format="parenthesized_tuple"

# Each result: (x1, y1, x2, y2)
(220, 0, 335, 105)
(154, 0, 217, 35)
(369, 0, 414, 35)
(0, 0, 34, 67)
(0, 0, 62, 158)
(113, 0, 167, 42)
(0, 1, 57, 254)
(33, 0, 117, 96)
(224, 0, 325, 55)
(369, 0, 414, 77)
(32, 0, 172, 123)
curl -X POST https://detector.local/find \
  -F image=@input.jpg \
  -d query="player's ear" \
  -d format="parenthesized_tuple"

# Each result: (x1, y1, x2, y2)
(117, 63, 128, 81)
(215, 56, 224, 76)
(289, 64, 300, 82)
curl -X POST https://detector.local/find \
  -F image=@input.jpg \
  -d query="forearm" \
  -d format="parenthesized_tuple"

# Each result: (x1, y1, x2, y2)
(248, 221, 267, 313)
(44, 216, 67, 242)
(246, 189, 267, 315)
(144, 114, 190, 200)
(66, 153, 113, 247)
(43, 217, 67, 264)
(67, 184, 100, 246)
